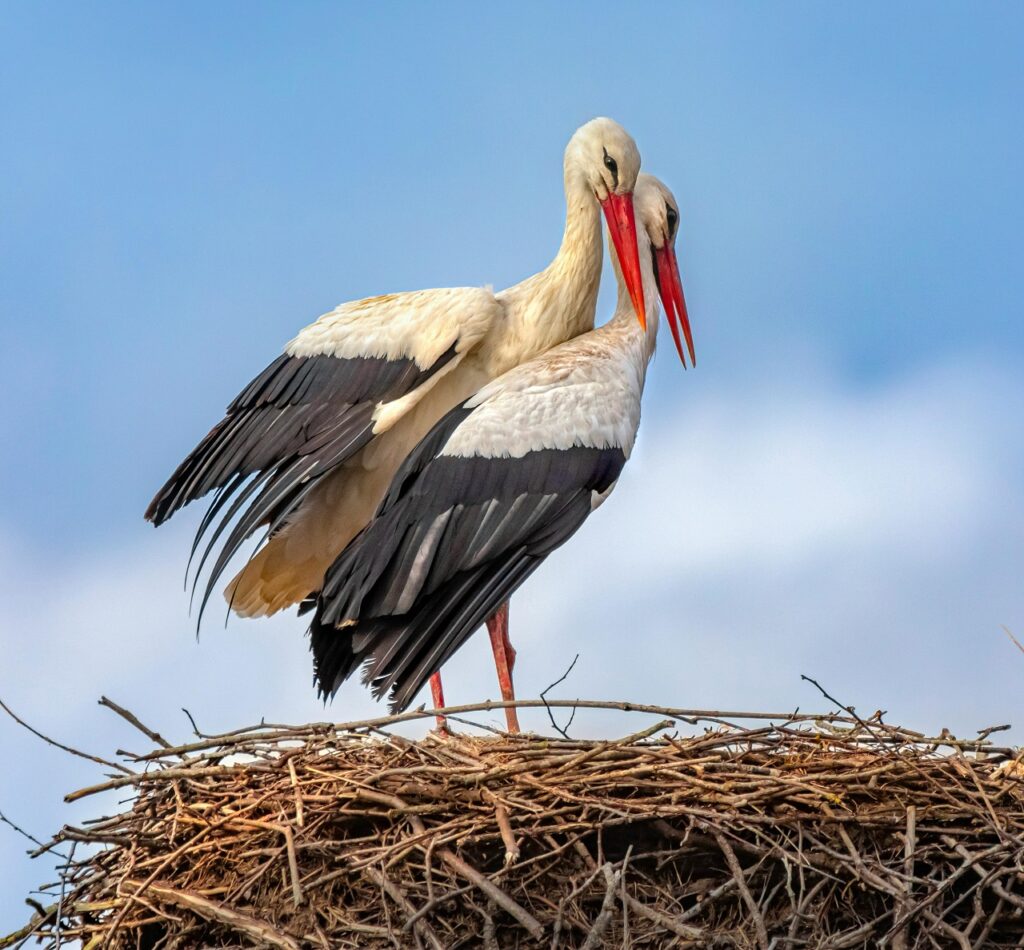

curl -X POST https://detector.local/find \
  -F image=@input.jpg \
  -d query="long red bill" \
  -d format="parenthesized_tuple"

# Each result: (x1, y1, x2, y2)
(601, 192, 647, 329)
(655, 244, 695, 368)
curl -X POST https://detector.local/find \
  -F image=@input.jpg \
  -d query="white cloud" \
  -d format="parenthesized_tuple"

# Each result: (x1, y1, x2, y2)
(1, 354, 1022, 927)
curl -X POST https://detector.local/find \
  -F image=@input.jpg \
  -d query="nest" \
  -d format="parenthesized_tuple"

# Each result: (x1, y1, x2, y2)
(5, 698, 1024, 949)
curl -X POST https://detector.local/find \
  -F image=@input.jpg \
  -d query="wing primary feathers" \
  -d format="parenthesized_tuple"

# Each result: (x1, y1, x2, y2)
(310, 431, 627, 709)
(195, 458, 321, 624)
(155, 348, 465, 630)
(189, 469, 278, 620)
(184, 473, 248, 590)
(146, 345, 461, 597)
(388, 555, 541, 712)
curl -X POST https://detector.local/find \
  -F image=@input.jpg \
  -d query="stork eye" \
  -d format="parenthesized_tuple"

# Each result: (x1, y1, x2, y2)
(602, 149, 618, 177)
(666, 206, 679, 236)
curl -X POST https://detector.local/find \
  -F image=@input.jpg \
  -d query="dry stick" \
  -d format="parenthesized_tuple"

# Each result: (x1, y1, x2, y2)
(620, 895, 703, 941)
(401, 882, 476, 933)
(580, 864, 618, 950)
(540, 654, 580, 739)
(975, 896, 1007, 948)
(0, 808, 49, 852)
(569, 823, 704, 942)
(286, 758, 304, 828)
(97, 697, 171, 748)
(0, 697, 132, 775)
(881, 840, 1011, 943)
(361, 865, 445, 950)
(551, 859, 608, 948)
(475, 899, 499, 950)
(98, 789, 282, 946)
(956, 748, 1008, 838)
(362, 868, 442, 950)
(281, 825, 304, 907)
(63, 765, 272, 804)
(1002, 625, 1024, 656)
(131, 699, 839, 762)
(799, 675, 875, 735)
(713, 830, 769, 950)
(546, 720, 676, 780)
(127, 880, 301, 950)
(0, 904, 61, 950)
(54, 839, 76, 950)
(439, 850, 544, 940)
(619, 844, 632, 949)
(121, 703, 1017, 769)
(943, 837, 1024, 912)
(893, 804, 917, 950)
(359, 784, 544, 939)
(485, 792, 520, 865)
(800, 675, 999, 830)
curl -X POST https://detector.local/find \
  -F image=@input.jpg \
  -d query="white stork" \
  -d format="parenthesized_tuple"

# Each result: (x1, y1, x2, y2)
(145, 118, 646, 723)
(310, 173, 693, 723)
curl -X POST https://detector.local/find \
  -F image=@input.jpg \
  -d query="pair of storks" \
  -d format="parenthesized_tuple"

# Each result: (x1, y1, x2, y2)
(146, 118, 694, 732)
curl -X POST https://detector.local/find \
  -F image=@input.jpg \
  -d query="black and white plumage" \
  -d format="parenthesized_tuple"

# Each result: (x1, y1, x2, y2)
(145, 119, 647, 626)
(144, 287, 487, 618)
(311, 173, 693, 711)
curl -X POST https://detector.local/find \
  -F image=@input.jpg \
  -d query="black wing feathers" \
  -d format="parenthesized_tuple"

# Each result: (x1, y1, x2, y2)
(145, 345, 457, 620)
(311, 396, 626, 710)
(146, 348, 455, 525)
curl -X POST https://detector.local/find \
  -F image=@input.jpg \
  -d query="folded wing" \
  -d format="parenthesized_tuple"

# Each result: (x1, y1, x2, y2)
(144, 287, 498, 620)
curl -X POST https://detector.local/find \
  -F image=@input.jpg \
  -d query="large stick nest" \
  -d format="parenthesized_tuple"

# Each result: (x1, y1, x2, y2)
(6, 698, 1024, 948)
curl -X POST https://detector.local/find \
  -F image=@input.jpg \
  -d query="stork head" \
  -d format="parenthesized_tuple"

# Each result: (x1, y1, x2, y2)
(634, 174, 695, 367)
(565, 117, 645, 327)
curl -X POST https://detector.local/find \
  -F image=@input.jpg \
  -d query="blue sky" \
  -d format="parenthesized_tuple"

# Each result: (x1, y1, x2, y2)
(1, 3, 1022, 927)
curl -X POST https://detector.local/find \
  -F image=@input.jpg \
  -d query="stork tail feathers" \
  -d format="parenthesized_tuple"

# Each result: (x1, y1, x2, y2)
(225, 542, 328, 618)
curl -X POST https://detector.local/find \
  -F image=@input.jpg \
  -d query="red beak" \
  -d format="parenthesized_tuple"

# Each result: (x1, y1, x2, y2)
(655, 243, 695, 368)
(601, 192, 647, 330)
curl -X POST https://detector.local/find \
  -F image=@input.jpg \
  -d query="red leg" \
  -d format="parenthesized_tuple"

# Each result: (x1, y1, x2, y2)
(486, 601, 520, 733)
(429, 671, 449, 735)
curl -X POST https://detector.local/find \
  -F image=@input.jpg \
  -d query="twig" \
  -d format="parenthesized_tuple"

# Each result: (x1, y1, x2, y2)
(800, 675, 870, 731)
(127, 881, 302, 950)
(98, 697, 171, 748)
(580, 863, 618, 950)
(0, 697, 132, 774)
(54, 840, 75, 950)
(131, 700, 852, 762)
(0, 808, 48, 851)
(714, 829, 769, 950)
(484, 791, 519, 865)
(0, 905, 56, 950)
(180, 707, 203, 737)
(440, 849, 544, 939)
(286, 758, 304, 828)
(619, 845, 632, 949)
(402, 882, 476, 932)
(541, 654, 580, 739)
(362, 865, 445, 950)
(281, 825, 303, 907)
(893, 804, 916, 950)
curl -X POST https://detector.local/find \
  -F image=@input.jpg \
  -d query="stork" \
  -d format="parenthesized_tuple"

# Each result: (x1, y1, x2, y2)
(145, 119, 646, 730)
(310, 173, 693, 723)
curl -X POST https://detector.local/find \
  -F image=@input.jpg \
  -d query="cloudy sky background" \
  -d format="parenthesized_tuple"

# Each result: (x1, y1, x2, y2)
(2, 2, 1022, 925)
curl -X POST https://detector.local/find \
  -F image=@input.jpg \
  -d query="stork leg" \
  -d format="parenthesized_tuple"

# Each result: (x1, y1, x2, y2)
(486, 601, 520, 733)
(428, 671, 449, 735)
